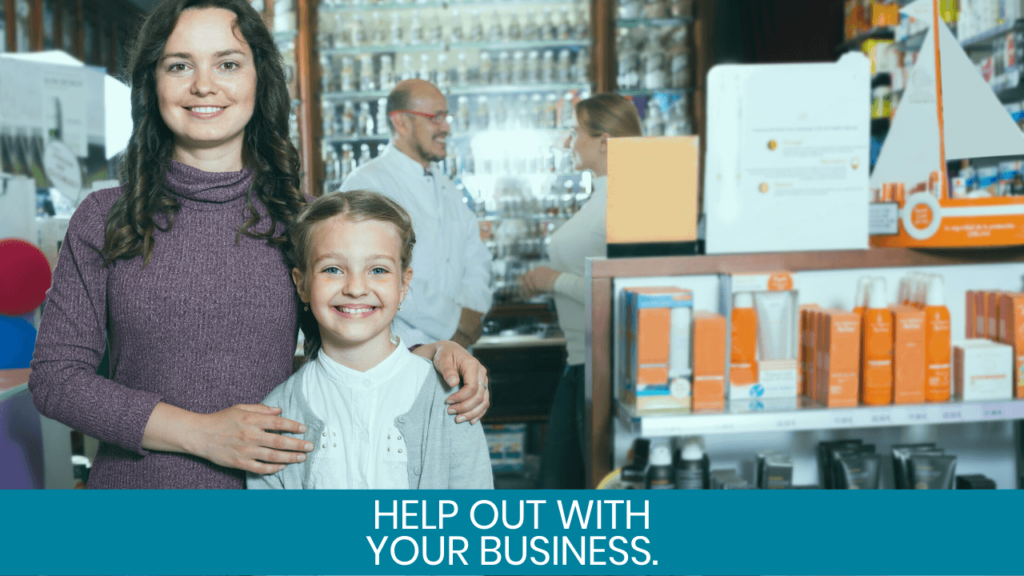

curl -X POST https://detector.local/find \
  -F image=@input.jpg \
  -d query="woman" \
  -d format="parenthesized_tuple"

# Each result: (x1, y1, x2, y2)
(520, 94, 642, 488)
(28, 0, 488, 489)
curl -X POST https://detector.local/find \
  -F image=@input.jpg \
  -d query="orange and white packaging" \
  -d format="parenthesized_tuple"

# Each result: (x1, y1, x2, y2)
(997, 293, 1024, 399)
(975, 291, 989, 341)
(966, 290, 976, 338)
(692, 312, 727, 411)
(622, 287, 694, 414)
(820, 310, 861, 407)
(729, 293, 759, 386)
(799, 304, 820, 398)
(723, 272, 799, 399)
(954, 340, 1013, 401)
(892, 306, 926, 404)
(924, 277, 951, 402)
(861, 279, 894, 405)
(987, 291, 1003, 340)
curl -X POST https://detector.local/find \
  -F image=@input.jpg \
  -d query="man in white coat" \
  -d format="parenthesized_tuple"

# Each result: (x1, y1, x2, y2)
(340, 79, 493, 348)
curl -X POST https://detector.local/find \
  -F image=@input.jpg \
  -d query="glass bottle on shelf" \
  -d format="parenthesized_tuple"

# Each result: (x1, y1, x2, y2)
(436, 53, 449, 91)
(557, 49, 572, 83)
(341, 101, 356, 136)
(545, 93, 558, 129)
(512, 51, 526, 84)
(429, 14, 443, 44)
(451, 10, 464, 43)
(410, 10, 423, 45)
(479, 52, 492, 85)
(497, 51, 511, 84)
(370, 12, 386, 45)
(377, 143, 386, 157)
(401, 54, 414, 81)
(445, 141, 457, 177)
(322, 101, 336, 137)
(642, 35, 666, 89)
(540, 7, 555, 41)
(358, 143, 372, 167)
(475, 96, 490, 131)
(617, 48, 638, 90)
(487, 10, 504, 43)
(358, 101, 374, 135)
(351, 14, 366, 47)
(561, 92, 574, 128)
(325, 146, 339, 185)
(575, 7, 590, 40)
(418, 54, 432, 82)
(340, 144, 354, 181)
(508, 12, 522, 41)
(644, 103, 664, 136)
(456, 96, 471, 132)
(379, 54, 395, 90)
(469, 10, 484, 43)
(390, 12, 404, 46)
(574, 49, 590, 83)
(493, 96, 508, 129)
(557, 7, 572, 40)
(462, 145, 475, 175)
(531, 94, 544, 129)
(523, 9, 539, 41)
(376, 98, 389, 136)
(527, 50, 540, 84)
(516, 94, 530, 129)
(543, 144, 556, 173)
(319, 54, 334, 92)
(456, 51, 470, 87)
(341, 57, 355, 92)
(542, 50, 555, 83)
(359, 55, 376, 91)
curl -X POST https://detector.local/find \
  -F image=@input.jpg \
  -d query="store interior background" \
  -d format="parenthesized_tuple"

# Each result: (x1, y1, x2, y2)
(4, 0, 1024, 491)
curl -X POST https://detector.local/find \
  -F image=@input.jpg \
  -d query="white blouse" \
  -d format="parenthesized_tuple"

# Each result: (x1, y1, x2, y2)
(303, 338, 433, 489)
(547, 175, 607, 366)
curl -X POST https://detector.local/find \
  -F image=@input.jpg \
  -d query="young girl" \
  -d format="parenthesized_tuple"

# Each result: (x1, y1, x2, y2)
(247, 190, 493, 489)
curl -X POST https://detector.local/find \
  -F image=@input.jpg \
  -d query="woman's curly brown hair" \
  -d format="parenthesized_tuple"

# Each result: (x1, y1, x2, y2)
(102, 0, 304, 266)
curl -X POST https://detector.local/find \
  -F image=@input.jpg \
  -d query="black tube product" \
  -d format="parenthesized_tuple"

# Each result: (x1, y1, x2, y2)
(830, 444, 875, 490)
(645, 445, 674, 489)
(907, 454, 957, 490)
(834, 452, 881, 489)
(674, 437, 708, 489)
(891, 443, 938, 489)
(817, 440, 862, 489)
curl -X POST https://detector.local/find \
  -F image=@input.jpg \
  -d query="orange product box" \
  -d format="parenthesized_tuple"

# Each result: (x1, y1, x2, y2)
(987, 291, 1003, 340)
(966, 290, 976, 338)
(799, 304, 820, 398)
(892, 306, 926, 404)
(807, 309, 822, 402)
(975, 291, 989, 341)
(692, 311, 727, 411)
(821, 310, 862, 408)
(817, 309, 831, 403)
(998, 293, 1024, 399)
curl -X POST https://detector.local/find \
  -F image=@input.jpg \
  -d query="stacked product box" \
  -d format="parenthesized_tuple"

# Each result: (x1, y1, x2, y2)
(483, 423, 526, 473)
(621, 287, 695, 414)
(963, 289, 1023, 399)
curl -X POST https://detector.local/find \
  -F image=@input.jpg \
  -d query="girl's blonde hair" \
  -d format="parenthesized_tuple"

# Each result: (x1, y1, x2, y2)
(575, 93, 643, 138)
(287, 190, 416, 359)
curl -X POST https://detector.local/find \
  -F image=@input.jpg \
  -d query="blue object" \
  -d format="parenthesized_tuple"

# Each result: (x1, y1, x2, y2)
(0, 316, 37, 369)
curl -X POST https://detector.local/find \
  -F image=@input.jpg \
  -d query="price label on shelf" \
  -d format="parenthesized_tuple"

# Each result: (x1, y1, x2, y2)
(941, 408, 963, 422)
(775, 418, 797, 430)
(869, 412, 893, 425)
(903, 408, 928, 423)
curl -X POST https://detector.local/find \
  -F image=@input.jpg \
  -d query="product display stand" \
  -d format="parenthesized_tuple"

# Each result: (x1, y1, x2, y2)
(585, 248, 1024, 488)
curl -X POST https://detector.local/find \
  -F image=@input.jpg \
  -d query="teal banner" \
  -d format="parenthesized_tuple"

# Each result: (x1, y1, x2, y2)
(1, 490, 1021, 574)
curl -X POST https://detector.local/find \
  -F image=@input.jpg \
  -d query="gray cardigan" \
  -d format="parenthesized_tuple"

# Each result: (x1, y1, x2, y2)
(246, 358, 494, 490)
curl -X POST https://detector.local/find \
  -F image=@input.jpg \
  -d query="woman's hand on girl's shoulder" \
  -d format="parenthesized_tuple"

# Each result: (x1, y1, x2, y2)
(413, 341, 490, 425)
(190, 404, 314, 474)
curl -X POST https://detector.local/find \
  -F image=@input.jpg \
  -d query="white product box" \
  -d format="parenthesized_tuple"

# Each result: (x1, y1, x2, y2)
(954, 339, 1014, 401)
(721, 272, 800, 400)
(703, 54, 870, 254)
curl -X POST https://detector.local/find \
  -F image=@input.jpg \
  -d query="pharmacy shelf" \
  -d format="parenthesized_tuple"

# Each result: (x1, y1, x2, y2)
(322, 82, 589, 101)
(616, 16, 693, 28)
(836, 27, 895, 53)
(616, 397, 1024, 438)
(320, 0, 581, 13)
(324, 134, 390, 144)
(321, 42, 445, 55)
(274, 31, 297, 45)
(616, 88, 691, 97)
(960, 19, 1023, 51)
(450, 39, 589, 51)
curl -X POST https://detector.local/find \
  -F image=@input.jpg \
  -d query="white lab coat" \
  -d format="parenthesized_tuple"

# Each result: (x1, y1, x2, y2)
(340, 144, 493, 344)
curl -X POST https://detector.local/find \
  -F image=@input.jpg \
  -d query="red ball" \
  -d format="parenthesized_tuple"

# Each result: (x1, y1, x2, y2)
(0, 238, 52, 316)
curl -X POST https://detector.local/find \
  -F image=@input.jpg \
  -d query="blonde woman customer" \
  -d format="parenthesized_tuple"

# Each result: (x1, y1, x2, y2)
(519, 93, 642, 488)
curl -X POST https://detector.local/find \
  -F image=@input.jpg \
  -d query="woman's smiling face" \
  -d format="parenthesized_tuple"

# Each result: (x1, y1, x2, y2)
(293, 215, 412, 356)
(156, 7, 256, 160)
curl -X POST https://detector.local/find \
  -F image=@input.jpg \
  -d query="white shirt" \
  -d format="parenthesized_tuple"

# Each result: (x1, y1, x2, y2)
(547, 175, 607, 366)
(303, 339, 433, 489)
(340, 144, 493, 344)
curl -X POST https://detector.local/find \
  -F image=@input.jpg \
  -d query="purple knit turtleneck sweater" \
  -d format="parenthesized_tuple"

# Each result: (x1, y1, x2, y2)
(29, 161, 298, 489)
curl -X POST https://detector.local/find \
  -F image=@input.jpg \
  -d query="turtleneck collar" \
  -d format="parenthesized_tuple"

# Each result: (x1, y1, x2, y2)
(165, 160, 254, 208)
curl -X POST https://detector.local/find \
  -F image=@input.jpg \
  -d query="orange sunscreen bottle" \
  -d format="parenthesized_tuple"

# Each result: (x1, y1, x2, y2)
(730, 292, 759, 386)
(924, 277, 951, 402)
(862, 279, 894, 405)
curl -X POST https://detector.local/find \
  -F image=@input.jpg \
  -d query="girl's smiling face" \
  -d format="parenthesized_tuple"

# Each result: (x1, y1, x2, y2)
(293, 215, 412, 360)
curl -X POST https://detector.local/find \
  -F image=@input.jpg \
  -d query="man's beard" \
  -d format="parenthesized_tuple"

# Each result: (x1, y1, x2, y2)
(415, 135, 447, 164)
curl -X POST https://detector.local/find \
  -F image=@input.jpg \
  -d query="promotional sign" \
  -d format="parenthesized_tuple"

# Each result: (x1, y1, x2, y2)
(869, 0, 1024, 247)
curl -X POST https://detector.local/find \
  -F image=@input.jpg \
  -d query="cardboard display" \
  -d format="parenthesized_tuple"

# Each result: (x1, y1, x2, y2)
(869, 0, 1024, 247)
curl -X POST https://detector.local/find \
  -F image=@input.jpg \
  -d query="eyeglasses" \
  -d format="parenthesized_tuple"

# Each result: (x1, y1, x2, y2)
(389, 109, 453, 126)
